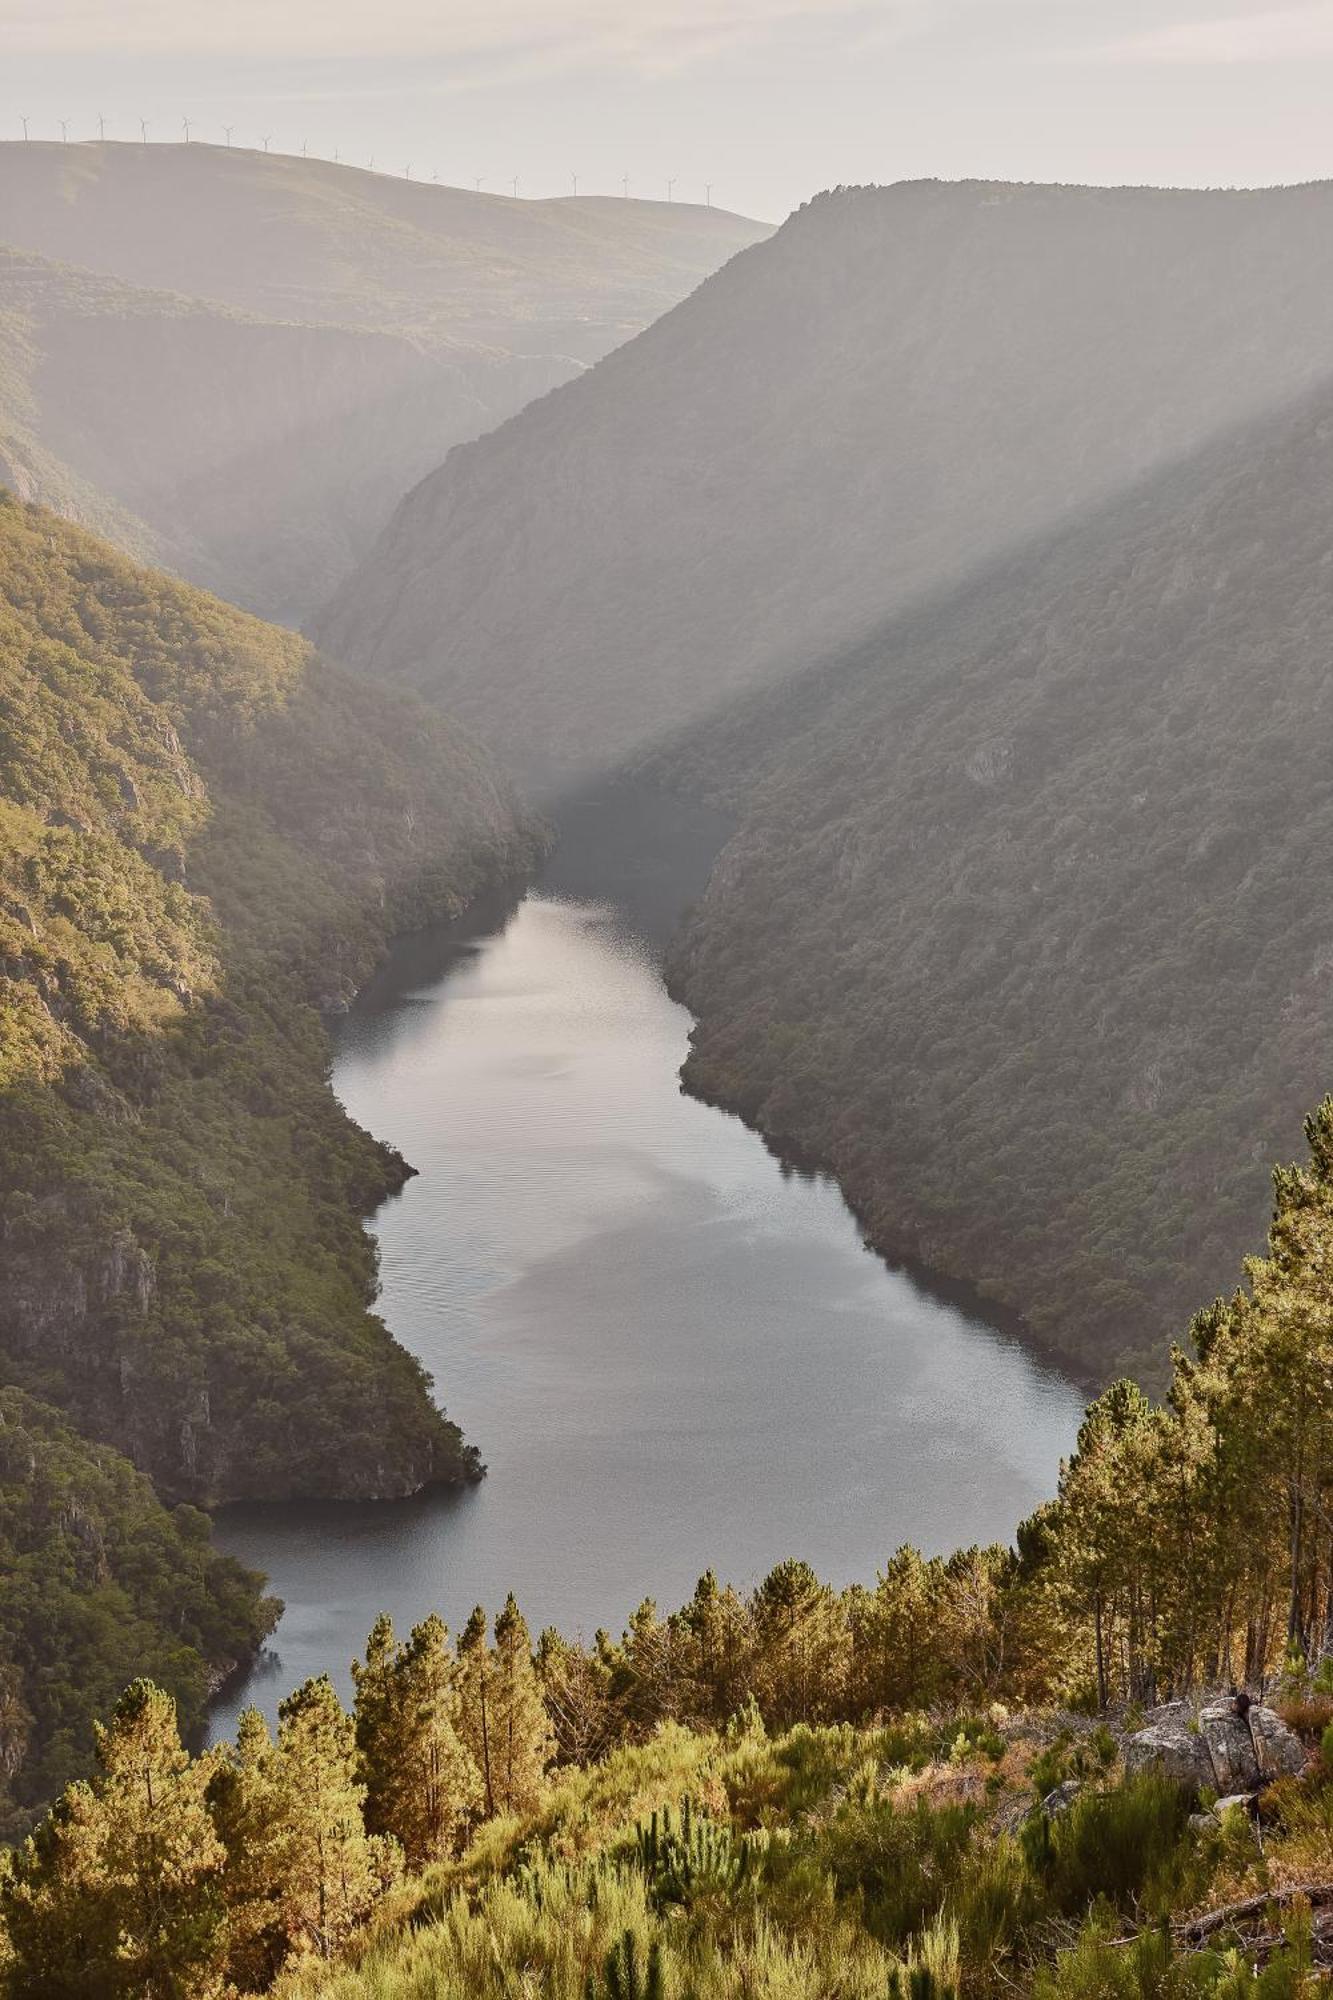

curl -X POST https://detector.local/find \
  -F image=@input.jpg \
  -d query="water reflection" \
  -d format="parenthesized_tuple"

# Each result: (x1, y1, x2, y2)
(210, 890, 1081, 1738)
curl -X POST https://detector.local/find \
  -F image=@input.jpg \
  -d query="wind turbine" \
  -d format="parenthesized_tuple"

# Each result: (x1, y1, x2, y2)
(511, 174, 519, 197)
(474, 175, 484, 191)
(621, 172, 630, 198)
(404, 162, 412, 179)
(571, 172, 579, 196)
(97, 113, 105, 141)
(19, 117, 27, 142)
(705, 183, 713, 207)
(667, 177, 676, 202)
(140, 117, 149, 146)
(302, 138, 309, 157)
(261, 134, 271, 152)
(182, 116, 192, 144)
(59, 119, 68, 144)
(223, 125, 233, 148)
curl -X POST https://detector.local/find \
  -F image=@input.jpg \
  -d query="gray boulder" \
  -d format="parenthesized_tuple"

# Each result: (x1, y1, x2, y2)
(1125, 1699, 1305, 1793)
(1248, 1703, 1307, 1779)
(1124, 1707, 1214, 1788)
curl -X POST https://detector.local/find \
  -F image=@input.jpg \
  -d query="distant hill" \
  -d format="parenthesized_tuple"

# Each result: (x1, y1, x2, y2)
(0, 143, 767, 620)
(318, 178, 1333, 793)
(646, 373, 1333, 1387)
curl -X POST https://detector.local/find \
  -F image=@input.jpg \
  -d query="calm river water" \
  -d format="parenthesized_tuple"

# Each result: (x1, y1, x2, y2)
(209, 874, 1082, 1739)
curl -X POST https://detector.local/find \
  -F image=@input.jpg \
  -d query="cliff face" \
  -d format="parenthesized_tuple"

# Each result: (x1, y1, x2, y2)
(0, 494, 542, 1502)
(318, 179, 1333, 794)
(0, 144, 768, 622)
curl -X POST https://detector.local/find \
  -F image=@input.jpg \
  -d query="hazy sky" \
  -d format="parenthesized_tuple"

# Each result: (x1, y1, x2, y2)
(4, 0, 1332, 220)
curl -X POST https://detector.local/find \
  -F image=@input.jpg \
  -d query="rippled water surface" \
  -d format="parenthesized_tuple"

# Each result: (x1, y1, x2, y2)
(210, 888, 1081, 1737)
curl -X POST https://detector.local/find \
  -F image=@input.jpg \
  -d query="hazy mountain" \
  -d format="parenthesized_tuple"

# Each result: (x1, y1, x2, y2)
(0, 143, 767, 620)
(644, 372, 1333, 1387)
(319, 178, 1333, 793)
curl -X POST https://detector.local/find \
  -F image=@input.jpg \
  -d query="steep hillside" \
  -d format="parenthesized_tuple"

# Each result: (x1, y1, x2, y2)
(0, 144, 767, 620)
(320, 177, 1333, 792)
(645, 373, 1333, 1387)
(0, 492, 541, 1824)
(0, 492, 539, 1504)
(0, 1389, 274, 1835)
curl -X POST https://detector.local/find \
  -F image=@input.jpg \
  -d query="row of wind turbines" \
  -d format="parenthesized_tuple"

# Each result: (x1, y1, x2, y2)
(12, 117, 716, 204)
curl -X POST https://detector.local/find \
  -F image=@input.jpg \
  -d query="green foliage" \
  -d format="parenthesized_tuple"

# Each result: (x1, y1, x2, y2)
(631, 1797, 760, 1908)
(655, 369, 1333, 1394)
(1021, 1776, 1196, 1920)
(0, 1388, 274, 1835)
(586, 1930, 664, 2000)
(352, 1615, 481, 1868)
(0, 1681, 227, 2000)
(0, 498, 541, 1826)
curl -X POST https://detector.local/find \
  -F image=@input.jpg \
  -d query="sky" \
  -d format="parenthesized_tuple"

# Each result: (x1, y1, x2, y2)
(4, 0, 1333, 221)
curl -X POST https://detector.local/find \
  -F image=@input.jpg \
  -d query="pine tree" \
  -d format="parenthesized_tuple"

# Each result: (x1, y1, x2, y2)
(749, 1560, 847, 1727)
(266, 1675, 394, 1962)
(492, 1595, 553, 1815)
(455, 1605, 496, 1816)
(537, 1625, 616, 1764)
(0, 1679, 226, 2000)
(208, 1706, 287, 1994)
(353, 1613, 481, 1867)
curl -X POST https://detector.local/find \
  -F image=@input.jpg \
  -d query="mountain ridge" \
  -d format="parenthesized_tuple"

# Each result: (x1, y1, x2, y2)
(0, 143, 768, 620)
(317, 175, 1333, 792)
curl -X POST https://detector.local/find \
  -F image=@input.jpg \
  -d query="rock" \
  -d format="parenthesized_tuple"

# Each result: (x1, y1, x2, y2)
(1124, 1712, 1214, 1788)
(1198, 1701, 1261, 1791)
(1190, 1794, 1258, 1834)
(1125, 1699, 1305, 1793)
(1040, 1780, 1082, 1817)
(1249, 1703, 1307, 1779)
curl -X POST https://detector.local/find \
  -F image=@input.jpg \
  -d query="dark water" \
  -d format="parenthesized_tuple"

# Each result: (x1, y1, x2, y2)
(209, 870, 1082, 1739)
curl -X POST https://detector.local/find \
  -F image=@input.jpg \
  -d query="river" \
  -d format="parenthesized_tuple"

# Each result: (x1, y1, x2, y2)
(209, 834, 1082, 1738)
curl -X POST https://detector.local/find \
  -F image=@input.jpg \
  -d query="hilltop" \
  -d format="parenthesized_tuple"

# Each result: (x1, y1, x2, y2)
(0, 143, 767, 620)
(319, 177, 1333, 792)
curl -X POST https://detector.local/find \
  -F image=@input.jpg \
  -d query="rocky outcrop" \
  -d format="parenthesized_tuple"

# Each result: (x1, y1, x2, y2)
(1125, 1699, 1305, 1793)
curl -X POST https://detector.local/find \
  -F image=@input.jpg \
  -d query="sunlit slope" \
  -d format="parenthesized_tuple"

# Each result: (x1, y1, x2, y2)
(650, 372, 1333, 1387)
(319, 178, 1333, 791)
(0, 491, 538, 1508)
(0, 145, 768, 619)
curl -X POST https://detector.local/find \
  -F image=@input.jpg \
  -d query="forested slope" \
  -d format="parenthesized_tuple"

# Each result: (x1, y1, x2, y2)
(0, 495, 540, 1823)
(320, 178, 1333, 792)
(649, 374, 1333, 1387)
(0, 144, 766, 620)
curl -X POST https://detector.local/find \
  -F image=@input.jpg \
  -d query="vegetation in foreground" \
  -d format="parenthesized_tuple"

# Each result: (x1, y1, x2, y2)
(0, 496, 542, 1828)
(9, 1089, 1333, 1992)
